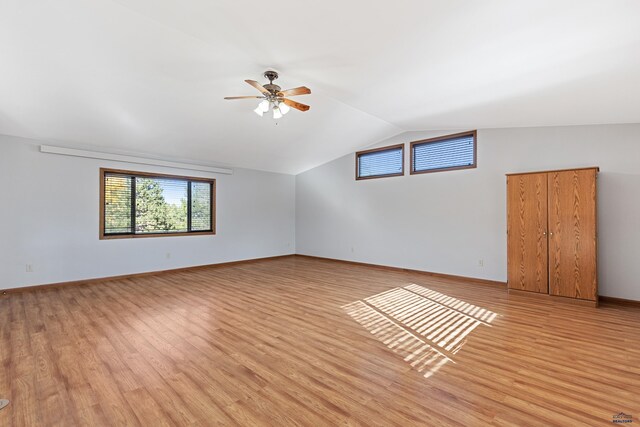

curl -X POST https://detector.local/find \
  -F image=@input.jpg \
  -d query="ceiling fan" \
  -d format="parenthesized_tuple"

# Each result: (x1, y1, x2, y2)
(224, 70, 311, 119)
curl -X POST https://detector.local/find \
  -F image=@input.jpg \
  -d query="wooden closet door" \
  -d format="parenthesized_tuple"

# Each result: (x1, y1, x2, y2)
(548, 169, 598, 301)
(507, 173, 549, 293)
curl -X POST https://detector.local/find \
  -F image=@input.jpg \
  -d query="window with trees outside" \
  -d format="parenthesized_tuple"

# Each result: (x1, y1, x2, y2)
(100, 168, 215, 239)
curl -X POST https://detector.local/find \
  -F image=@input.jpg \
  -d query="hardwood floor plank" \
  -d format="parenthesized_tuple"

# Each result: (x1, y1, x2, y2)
(1, 256, 639, 426)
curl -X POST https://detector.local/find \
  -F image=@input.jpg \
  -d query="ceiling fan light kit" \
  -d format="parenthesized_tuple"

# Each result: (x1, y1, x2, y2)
(225, 70, 311, 119)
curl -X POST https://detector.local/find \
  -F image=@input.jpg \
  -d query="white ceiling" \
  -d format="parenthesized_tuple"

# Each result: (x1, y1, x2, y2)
(1, 1, 639, 174)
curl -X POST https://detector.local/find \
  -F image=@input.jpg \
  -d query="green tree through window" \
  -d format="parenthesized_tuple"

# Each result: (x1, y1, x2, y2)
(135, 178, 188, 233)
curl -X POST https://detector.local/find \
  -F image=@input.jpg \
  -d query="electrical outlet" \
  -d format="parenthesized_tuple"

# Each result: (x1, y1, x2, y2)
(350, 246, 355, 253)
(26, 264, 34, 273)
(166, 252, 171, 260)
(478, 259, 484, 267)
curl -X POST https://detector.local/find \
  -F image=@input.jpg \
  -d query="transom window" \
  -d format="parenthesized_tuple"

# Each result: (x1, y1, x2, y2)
(356, 144, 404, 180)
(100, 168, 215, 239)
(410, 131, 477, 174)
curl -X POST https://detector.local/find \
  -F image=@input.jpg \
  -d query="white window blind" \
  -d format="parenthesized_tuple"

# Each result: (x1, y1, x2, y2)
(357, 145, 404, 179)
(412, 132, 476, 174)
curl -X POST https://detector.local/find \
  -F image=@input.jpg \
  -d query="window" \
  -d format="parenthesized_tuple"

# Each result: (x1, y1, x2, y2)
(100, 168, 215, 239)
(410, 131, 476, 174)
(356, 144, 404, 180)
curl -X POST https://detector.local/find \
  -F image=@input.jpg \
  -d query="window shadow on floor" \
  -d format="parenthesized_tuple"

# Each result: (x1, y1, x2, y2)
(343, 284, 499, 378)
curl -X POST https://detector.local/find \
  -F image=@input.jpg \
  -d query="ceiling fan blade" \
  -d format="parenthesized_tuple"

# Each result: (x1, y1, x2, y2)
(282, 98, 310, 112)
(278, 86, 311, 97)
(245, 79, 270, 95)
(224, 96, 265, 100)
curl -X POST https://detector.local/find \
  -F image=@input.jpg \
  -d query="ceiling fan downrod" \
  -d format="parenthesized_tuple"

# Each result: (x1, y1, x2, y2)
(263, 70, 281, 95)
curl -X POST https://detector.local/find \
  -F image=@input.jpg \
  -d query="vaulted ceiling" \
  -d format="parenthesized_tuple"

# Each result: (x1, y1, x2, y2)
(2, 1, 639, 174)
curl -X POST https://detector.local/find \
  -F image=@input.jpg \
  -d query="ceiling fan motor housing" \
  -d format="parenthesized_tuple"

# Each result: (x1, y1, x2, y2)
(264, 83, 281, 94)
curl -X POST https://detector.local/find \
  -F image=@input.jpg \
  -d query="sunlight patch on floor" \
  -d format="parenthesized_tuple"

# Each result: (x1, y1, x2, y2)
(343, 284, 499, 378)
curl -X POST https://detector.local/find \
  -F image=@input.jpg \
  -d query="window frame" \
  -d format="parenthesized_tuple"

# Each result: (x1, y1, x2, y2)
(355, 143, 405, 181)
(99, 168, 216, 240)
(409, 130, 477, 175)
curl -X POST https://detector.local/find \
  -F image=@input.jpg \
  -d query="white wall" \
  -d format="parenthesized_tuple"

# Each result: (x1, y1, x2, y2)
(296, 124, 640, 300)
(4, 125, 640, 300)
(0, 134, 296, 290)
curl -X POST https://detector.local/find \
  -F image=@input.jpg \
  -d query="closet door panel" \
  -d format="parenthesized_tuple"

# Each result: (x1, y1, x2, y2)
(507, 173, 549, 293)
(548, 169, 597, 300)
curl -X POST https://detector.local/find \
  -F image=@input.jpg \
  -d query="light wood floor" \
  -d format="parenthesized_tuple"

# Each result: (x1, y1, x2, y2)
(1, 256, 639, 426)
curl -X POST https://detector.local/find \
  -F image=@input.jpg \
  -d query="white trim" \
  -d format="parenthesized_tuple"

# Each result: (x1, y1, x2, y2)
(40, 145, 234, 175)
